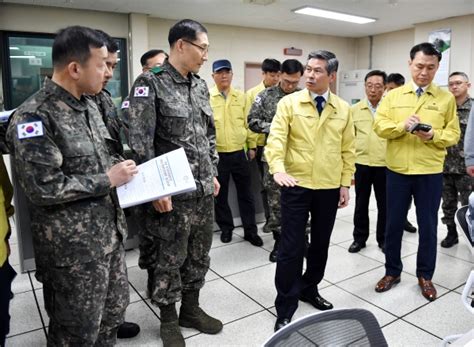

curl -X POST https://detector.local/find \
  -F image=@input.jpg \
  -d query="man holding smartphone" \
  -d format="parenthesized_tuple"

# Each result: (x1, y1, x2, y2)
(373, 42, 460, 302)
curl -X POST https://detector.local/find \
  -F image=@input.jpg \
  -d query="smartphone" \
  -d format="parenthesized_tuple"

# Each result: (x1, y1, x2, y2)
(409, 123, 432, 133)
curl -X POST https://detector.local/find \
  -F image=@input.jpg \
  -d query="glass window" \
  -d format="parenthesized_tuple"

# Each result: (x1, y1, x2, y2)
(3, 33, 128, 110)
(8, 35, 54, 109)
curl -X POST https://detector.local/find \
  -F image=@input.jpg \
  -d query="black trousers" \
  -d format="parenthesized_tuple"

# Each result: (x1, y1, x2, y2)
(0, 261, 16, 347)
(353, 164, 386, 247)
(215, 150, 257, 234)
(275, 186, 339, 319)
(385, 170, 442, 280)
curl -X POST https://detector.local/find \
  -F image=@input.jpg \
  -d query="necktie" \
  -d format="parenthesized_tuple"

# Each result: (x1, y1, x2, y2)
(315, 96, 325, 115)
(416, 87, 423, 98)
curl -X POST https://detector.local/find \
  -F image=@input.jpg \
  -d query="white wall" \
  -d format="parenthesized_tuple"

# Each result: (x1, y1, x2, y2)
(2, 4, 474, 96)
(0, 4, 129, 38)
(147, 18, 357, 91)
(355, 14, 474, 95)
(415, 14, 474, 92)
(355, 29, 414, 81)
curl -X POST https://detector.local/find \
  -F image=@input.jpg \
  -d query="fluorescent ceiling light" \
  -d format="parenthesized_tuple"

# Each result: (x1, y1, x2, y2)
(10, 56, 35, 59)
(294, 6, 376, 24)
(9, 47, 20, 50)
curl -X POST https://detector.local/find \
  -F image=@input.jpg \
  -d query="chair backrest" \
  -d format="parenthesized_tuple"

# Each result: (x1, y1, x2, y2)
(263, 308, 388, 347)
(456, 205, 474, 249)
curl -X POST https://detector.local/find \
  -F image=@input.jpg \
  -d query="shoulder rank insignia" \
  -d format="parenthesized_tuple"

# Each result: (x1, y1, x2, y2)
(150, 66, 163, 74)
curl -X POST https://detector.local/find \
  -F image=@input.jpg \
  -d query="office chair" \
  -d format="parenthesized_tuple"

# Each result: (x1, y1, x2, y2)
(440, 205, 474, 346)
(263, 308, 388, 347)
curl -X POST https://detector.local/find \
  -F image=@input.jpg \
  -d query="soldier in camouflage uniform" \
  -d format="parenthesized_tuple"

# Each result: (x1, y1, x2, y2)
(127, 19, 222, 347)
(248, 59, 304, 262)
(6, 26, 138, 346)
(120, 49, 168, 128)
(441, 71, 473, 248)
(88, 29, 141, 340)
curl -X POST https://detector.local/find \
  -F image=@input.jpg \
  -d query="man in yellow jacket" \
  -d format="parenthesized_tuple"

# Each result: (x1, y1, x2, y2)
(349, 70, 388, 253)
(0, 155, 15, 346)
(210, 59, 262, 246)
(265, 50, 355, 331)
(373, 42, 460, 302)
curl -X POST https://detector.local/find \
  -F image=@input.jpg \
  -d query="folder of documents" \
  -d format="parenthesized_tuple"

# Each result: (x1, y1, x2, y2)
(117, 147, 196, 208)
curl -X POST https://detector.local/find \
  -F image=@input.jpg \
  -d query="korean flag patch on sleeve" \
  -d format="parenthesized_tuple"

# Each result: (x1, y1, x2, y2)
(134, 86, 149, 97)
(121, 100, 130, 109)
(17, 121, 44, 139)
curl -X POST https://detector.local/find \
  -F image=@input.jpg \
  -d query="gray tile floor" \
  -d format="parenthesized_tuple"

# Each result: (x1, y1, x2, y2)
(5, 189, 474, 346)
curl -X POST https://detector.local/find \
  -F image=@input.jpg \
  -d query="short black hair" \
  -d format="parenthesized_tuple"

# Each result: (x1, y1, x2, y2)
(410, 42, 442, 62)
(387, 73, 405, 86)
(53, 26, 105, 68)
(261, 59, 281, 73)
(449, 71, 469, 81)
(365, 70, 387, 83)
(95, 29, 119, 54)
(281, 59, 304, 75)
(140, 49, 168, 67)
(307, 50, 338, 75)
(168, 19, 207, 47)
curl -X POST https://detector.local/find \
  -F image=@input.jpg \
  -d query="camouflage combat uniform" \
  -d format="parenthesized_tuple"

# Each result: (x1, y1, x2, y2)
(247, 85, 299, 239)
(442, 97, 473, 227)
(89, 89, 126, 161)
(127, 61, 219, 306)
(6, 79, 129, 346)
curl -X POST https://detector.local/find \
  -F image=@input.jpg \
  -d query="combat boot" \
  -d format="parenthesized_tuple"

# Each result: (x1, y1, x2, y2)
(179, 289, 223, 334)
(441, 225, 459, 248)
(160, 303, 185, 347)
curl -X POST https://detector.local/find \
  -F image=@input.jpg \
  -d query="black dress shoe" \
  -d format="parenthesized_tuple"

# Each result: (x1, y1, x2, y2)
(269, 240, 279, 262)
(269, 248, 278, 262)
(220, 230, 232, 243)
(117, 321, 140, 339)
(300, 292, 333, 311)
(348, 241, 365, 253)
(404, 220, 417, 233)
(274, 317, 291, 332)
(441, 235, 458, 248)
(244, 233, 263, 247)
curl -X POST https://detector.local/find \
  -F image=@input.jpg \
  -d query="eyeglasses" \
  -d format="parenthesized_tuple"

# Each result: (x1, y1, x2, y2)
(182, 39, 209, 54)
(365, 83, 384, 90)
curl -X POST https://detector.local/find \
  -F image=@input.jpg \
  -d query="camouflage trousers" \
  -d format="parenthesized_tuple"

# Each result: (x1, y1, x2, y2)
(262, 161, 282, 240)
(441, 173, 473, 227)
(139, 194, 214, 306)
(42, 244, 128, 347)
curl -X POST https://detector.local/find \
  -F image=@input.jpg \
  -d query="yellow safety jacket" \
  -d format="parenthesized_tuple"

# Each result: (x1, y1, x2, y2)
(265, 89, 356, 189)
(246, 81, 266, 146)
(0, 157, 14, 267)
(353, 99, 387, 167)
(210, 86, 257, 152)
(373, 82, 460, 174)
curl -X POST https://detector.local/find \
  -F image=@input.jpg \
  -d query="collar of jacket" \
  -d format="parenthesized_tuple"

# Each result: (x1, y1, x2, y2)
(161, 60, 201, 87)
(300, 88, 336, 109)
(402, 80, 440, 98)
(44, 78, 88, 111)
(210, 85, 237, 98)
